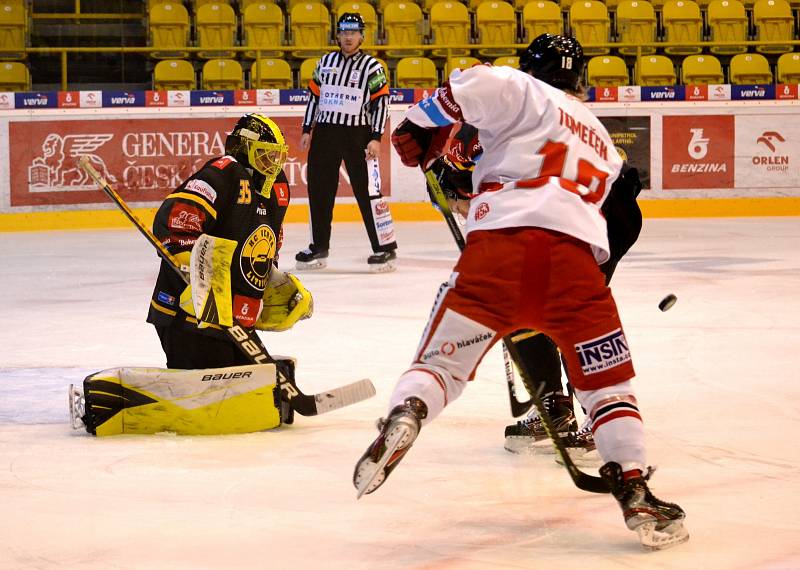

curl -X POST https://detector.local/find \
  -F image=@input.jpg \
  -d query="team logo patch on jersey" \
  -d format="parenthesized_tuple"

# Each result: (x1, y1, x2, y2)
(574, 328, 631, 375)
(168, 203, 204, 233)
(474, 202, 490, 221)
(349, 70, 361, 83)
(184, 179, 217, 203)
(240, 224, 277, 290)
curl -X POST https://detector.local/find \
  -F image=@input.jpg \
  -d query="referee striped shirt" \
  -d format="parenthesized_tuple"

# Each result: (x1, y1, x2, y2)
(302, 50, 390, 140)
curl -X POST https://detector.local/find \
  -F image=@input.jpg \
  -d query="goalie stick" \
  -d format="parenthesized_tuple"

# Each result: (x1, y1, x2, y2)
(78, 156, 375, 418)
(424, 168, 609, 494)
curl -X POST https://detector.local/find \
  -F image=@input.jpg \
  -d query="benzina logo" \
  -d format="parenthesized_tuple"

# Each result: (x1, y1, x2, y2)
(687, 128, 709, 159)
(670, 127, 728, 174)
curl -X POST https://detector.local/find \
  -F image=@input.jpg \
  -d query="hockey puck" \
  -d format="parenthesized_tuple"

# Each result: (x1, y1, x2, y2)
(659, 294, 677, 312)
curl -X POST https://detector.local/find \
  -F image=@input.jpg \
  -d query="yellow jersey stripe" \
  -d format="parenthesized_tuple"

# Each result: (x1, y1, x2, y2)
(165, 192, 218, 219)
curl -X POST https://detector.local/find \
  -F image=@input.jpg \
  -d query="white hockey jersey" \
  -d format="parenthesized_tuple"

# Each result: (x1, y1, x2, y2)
(405, 64, 623, 263)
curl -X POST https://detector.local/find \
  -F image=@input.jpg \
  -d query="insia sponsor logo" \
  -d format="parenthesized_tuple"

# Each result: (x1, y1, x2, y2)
(753, 131, 789, 172)
(201, 370, 254, 381)
(574, 328, 631, 375)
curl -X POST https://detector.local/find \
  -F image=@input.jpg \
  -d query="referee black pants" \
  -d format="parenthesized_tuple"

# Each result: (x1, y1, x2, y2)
(306, 123, 397, 253)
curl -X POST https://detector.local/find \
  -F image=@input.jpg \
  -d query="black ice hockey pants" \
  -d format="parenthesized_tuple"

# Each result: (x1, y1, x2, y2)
(306, 123, 397, 253)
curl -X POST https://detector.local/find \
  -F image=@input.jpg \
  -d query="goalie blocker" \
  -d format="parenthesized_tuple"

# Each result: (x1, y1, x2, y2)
(70, 361, 297, 436)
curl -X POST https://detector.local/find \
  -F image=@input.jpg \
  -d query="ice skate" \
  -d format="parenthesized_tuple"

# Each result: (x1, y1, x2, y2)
(295, 246, 328, 270)
(68, 383, 86, 430)
(555, 420, 600, 467)
(600, 462, 689, 551)
(353, 397, 427, 498)
(367, 250, 397, 273)
(504, 393, 577, 454)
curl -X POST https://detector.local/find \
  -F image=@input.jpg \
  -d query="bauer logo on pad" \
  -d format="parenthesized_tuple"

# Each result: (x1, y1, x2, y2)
(574, 328, 631, 375)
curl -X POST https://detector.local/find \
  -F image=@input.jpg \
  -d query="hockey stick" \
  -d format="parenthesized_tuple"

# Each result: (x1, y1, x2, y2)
(424, 168, 608, 494)
(425, 169, 533, 418)
(78, 156, 375, 417)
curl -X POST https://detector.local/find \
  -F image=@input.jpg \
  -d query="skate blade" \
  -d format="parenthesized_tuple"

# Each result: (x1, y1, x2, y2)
(369, 261, 396, 274)
(555, 447, 600, 468)
(295, 259, 327, 271)
(504, 436, 555, 455)
(68, 383, 85, 430)
(635, 521, 690, 551)
(355, 423, 412, 499)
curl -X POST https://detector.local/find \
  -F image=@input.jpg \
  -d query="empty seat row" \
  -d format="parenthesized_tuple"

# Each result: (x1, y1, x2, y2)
(588, 50, 800, 84)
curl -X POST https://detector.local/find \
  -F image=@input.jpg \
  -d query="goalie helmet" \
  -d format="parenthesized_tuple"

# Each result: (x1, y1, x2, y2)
(519, 34, 585, 91)
(225, 113, 288, 194)
(337, 12, 365, 33)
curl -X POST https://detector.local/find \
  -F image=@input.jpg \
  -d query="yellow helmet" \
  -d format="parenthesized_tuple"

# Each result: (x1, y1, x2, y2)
(225, 113, 288, 195)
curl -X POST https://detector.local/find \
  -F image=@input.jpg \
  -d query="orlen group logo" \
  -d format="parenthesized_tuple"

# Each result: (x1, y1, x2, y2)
(662, 115, 734, 189)
(753, 131, 789, 172)
(28, 134, 117, 191)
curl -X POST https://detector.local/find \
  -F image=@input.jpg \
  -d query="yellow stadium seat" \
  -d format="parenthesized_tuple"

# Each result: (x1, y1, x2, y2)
(290, 2, 330, 58)
(475, 1, 517, 57)
(587, 55, 630, 85)
(153, 59, 196, 90)
(522, 1, 563, 42)
(0, 0, 27, 60)
(445, 55, 481, 76)
(242, 3, 284, 59)
(337, 2, 379, 50)
(616, 0, 656, 55)
(753, 0, 793, 54)
(493, 55, 520, 67)
(681, 54, 724, 83)
(241, 0, 275, 10)
(194, 0, 231, 7)
(662, 0, 703, 55)
(196, 2, 237, 59)
(149, 1, 190, 59)
(201, 58, 243, 89)
(569, 1, 610, 55)
(395, 57, 438, 87)
(384, 2, 425, 58)
(777, 52, 800, 84)
(729, 52, 773, 84)
(707, 0, 748, 55)
(299, 57, 319, 88)
(636, 54, 676, 85)
(430, 1, 471, 57)
(0, 60, 28, 91)
(250, 58, 293, 88)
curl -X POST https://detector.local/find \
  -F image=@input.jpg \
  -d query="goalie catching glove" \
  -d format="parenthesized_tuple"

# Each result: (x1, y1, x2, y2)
(256, 269, 313, 331)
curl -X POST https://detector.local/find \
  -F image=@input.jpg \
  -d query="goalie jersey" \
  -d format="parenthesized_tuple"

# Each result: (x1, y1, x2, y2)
(147, 155, 290, 335)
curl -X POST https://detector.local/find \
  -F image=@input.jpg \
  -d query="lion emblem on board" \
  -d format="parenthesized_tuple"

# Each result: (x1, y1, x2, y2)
(29, 134, 117, 190)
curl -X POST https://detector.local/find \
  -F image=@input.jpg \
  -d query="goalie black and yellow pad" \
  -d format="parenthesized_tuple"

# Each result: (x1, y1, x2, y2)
(76, 364, 282, 436)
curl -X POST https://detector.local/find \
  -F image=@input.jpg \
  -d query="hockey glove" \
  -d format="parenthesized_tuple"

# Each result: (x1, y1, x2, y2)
(256, 269, 313, 332)
(429, 156, 475, 202)
(391, 120, 451, 169)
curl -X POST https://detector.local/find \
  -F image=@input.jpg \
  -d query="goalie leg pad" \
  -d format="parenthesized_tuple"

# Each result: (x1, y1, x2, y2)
(79, 364, 282, 436)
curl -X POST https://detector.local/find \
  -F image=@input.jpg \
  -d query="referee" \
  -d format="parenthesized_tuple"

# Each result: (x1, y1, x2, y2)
(295, 12, 398, 272)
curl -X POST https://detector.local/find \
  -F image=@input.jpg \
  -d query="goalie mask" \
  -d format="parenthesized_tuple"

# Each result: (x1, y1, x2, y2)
(225, 113, 288, 194)
(519, 34, 585, 92)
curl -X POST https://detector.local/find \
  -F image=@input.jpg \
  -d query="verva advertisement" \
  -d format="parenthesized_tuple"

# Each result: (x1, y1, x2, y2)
(662, 115, 735, 189)
(9, 117, 391, 207)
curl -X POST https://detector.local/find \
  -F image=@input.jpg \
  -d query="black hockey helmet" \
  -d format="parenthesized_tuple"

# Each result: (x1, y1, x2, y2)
(519, 33, 585, 91)
(225, 113, 288, 194)
(337, 12, 365, 33)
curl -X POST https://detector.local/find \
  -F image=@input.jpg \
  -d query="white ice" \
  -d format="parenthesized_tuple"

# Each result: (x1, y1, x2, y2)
(1, 217, 799, 569)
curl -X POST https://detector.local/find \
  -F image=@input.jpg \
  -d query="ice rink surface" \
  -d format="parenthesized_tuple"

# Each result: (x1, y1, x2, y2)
(1, 217, 799, 569)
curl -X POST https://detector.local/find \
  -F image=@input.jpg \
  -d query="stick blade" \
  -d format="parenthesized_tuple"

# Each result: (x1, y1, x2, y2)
(313, 378, 376, 414)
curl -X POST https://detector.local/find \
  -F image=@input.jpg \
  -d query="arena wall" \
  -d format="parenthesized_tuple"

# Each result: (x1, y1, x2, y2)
(1, 101, 798, 231)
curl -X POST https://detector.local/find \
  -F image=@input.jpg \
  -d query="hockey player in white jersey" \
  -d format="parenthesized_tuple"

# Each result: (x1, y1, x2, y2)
(353, 34, 688, 551)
